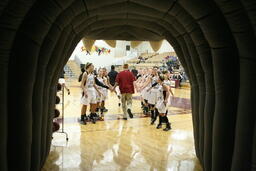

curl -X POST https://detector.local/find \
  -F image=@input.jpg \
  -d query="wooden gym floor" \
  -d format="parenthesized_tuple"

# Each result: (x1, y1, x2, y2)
(42, 80, 202, 171)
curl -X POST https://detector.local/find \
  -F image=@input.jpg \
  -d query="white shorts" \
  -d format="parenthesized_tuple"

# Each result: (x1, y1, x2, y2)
(95, 87, 102, 103)
(81, 88, 97, 105)
(141, 87, 150, 100)
(96, 88, 108, 102)
(156, 100, 167, 114)
(101, 89, 108, 101)
(148, 89, 158, 105)
(96, 91, 102, 103)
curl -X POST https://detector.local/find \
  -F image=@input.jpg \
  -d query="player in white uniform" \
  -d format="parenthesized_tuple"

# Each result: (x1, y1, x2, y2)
(143, 74, 152, 115)
(147, 67, 159, 124)
(96, 68, 105, 119)
(155, 75, 172, 131)
(139, 73, 150, 115)
(163, 71, 174, 106)
(101, 68, 112, 112)
(140, 67, 159, 124)
(80, 63, 103, 124)
(134, 69, 148, 115)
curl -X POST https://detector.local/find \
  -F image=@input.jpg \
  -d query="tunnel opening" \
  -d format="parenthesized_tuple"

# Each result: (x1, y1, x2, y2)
(47, 38, 194, 170)
(1, 0, 256, 171)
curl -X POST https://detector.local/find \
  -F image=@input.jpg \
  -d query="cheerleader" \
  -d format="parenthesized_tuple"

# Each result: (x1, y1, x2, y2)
(155, 75, 172, 131)
(80, 63, 108, 124)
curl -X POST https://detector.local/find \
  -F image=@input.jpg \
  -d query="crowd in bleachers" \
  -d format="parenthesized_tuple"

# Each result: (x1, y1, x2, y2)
(125, 52, 189, 86)
(136, 53, 158, 64)
(81, 45, 111, 56)
(127, 53, 158, 64)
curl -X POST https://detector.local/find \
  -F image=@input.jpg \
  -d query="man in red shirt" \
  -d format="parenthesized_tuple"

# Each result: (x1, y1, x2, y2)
(114, 64, 136, 119)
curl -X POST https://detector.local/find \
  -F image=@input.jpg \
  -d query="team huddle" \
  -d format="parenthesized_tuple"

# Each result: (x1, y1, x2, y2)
(79, 63, 174, 131)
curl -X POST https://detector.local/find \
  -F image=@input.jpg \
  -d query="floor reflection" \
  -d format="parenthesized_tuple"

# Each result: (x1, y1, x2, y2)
(42, 84, 202, 171)
(134, 126, 172, 171)
(112, 125, 138, 170)
(79, 121, 119, 170)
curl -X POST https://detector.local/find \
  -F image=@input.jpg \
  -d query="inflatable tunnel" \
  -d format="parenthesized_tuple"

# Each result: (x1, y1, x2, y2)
(0, 0, 255, 170)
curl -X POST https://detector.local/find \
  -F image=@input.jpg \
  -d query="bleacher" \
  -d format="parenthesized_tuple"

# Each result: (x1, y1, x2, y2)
(126, 52, 176, 68)
(64, 60, 81, 79)
(127, 52, 158, 64)
(64, 52, 177, 76)
(146, 52, 175, 63)
(64, 65, 76, 78)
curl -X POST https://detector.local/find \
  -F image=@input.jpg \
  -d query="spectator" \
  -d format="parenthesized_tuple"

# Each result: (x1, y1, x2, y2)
(137, 56, 145, 64)
(98, 49, 102, 56)
(86, 50, 90, 55)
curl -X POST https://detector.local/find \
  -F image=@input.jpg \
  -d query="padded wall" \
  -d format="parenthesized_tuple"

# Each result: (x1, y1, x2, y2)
(0, 0, 256, 170)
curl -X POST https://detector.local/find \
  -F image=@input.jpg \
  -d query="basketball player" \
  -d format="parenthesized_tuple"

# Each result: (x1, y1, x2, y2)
(96, 68, 105, 120)
(80, 63, 103, 124)
(163, 71, 174, 97)
(155, 75, 172, 131)
(134, 70, 144, 112)
(101, 68, 112, 113)
(153, 71, 174, 129)
(141, 67, 159, 124)
(137, 68, 150, 115)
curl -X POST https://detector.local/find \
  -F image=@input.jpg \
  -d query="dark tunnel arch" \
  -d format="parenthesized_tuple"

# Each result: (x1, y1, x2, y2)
(0, 0, 256, 171)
